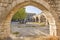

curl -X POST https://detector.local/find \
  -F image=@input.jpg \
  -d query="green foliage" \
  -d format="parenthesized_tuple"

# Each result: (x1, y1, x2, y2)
(25, 25, 36, 27)
(32, 26, 36, 27)
(13, 32, 19, 35)
(13, 32, 19, 37)
(12, 8, 26, 21)
(40, 22, 46, 27)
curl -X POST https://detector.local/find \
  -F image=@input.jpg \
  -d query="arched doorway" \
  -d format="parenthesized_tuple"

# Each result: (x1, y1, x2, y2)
(40, 14, 46, 23)
(36, 17, 39, 22)
(1, 0, 57, 39)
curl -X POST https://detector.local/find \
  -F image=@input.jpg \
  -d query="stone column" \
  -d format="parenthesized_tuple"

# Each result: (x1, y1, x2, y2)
(35, 17, 36, 22)
(49, 22, 56, 36)
(45, 19, 48, 26)
(38, 16, 40, 23)
(56, 22, 60, 40)
(0, 11, 14, 40)
(0, 21, 10, 39)
(55, 0, 60, 38)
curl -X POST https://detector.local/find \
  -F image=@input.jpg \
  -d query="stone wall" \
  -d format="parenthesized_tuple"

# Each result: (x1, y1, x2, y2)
(0, 0, 60, 39)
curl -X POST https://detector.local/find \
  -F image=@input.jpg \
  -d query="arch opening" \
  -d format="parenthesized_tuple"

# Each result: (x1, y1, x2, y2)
(2, 1, 57, 39)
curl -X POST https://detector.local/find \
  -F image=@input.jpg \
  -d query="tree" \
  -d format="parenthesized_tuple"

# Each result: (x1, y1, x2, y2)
(12, 8, 26, 21)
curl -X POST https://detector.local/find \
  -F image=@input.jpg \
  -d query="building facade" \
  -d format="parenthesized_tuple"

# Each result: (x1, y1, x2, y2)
(26, 13, 36, 22)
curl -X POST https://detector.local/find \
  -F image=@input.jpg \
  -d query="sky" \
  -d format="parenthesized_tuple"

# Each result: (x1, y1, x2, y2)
(25, 6, 42, 14)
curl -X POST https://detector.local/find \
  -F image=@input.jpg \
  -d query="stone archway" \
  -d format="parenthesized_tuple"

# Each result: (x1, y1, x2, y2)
(40, 14, 46, 23)
(42, 12, 56, 36)
(0, 0, 58, 39)
(36, 17, 39, 22)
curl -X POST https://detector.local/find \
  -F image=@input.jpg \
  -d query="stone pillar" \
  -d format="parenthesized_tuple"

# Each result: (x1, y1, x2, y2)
(45, 19, 48, 26)
(0, 21, 10, 39)
(56, 22, 60, 37)
(55, 0, 60, 39)
(35, 17, 36, 22)
(0, 11, 13, 39)
(49, 23, 56, 36)
(46, 17, 56, 37)
(38, 16, 40, 23)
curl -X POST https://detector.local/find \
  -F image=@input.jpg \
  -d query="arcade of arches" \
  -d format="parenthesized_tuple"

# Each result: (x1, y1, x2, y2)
(0, 0, 60, 40)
